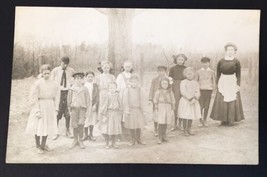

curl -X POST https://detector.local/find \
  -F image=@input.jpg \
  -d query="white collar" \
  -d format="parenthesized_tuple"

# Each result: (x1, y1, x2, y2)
(224, 56, 235, 61)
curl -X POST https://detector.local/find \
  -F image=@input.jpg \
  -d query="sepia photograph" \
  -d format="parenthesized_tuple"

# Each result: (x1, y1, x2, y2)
(6, 7, 260, 164)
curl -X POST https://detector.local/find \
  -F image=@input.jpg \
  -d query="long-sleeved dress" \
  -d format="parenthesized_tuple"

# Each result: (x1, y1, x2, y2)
(99, 92, 122, 135)
(169, 64, 186, 117)
(95, 73, 115, 118)
(178, 79, 201, 120)
(123, 87, 145, 129)
(153, 89, 175, 124)
(26, 78, 59, 136)
(210, 58, 245, 122)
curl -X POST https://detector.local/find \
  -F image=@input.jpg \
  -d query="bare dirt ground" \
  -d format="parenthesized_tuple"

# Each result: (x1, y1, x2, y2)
(6, 71, 258, 164)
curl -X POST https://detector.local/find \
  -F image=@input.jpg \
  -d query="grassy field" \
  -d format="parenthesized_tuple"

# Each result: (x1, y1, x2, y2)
(6, 71, 258, 164)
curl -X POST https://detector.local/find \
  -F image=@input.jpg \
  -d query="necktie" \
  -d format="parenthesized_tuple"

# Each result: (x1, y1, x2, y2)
(60, 69, 67, 88)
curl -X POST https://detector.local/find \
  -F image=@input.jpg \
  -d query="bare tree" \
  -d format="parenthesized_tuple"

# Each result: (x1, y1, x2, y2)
(95, 8, 144, 75)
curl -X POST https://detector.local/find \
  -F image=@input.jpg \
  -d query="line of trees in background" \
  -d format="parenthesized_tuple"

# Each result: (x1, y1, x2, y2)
(12, 42, 259, 84)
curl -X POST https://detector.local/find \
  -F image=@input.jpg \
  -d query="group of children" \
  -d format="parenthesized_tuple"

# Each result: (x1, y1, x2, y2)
(149, 56, 216, 143)
(26, 55, 216, 153)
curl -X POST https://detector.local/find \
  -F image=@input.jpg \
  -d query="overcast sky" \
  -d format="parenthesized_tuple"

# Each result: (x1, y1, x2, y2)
(14, 7, 260, 52)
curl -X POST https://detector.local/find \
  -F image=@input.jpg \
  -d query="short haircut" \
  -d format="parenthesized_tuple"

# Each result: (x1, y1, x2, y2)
(61, 56, 70, 64)
(173, 53, 187, 64)
(224, 43, 238, 51)
(200, 57, 211, 63)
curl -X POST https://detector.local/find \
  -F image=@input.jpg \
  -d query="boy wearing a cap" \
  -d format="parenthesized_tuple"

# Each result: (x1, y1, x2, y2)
(195, 57, 216, 127)
(68, 72, 90, 149)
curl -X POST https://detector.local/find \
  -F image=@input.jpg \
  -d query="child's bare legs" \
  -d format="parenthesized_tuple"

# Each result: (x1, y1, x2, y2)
(154, 122, 158, 136)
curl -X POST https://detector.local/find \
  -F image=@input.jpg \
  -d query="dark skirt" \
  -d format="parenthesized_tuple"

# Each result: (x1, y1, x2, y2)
(210, 91, 245, 122)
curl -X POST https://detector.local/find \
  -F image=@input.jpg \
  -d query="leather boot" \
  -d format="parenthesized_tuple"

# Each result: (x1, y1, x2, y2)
(83, 127, 89, 141)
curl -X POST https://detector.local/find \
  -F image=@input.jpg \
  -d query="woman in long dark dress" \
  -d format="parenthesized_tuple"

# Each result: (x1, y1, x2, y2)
(210, 43, 245, 125)
(168, 54, 187, 130)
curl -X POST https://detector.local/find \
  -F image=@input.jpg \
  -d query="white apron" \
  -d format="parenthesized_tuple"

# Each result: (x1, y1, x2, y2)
(218, 73, 238, 102)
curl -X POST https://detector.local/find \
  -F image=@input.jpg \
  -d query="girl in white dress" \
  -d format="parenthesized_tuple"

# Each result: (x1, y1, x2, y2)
(178, 67, 201, 136)
(26, 64, 59, 154)
(116, 60, 134, 141)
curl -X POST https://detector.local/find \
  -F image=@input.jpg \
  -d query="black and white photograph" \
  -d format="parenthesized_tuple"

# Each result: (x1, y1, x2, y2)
(6, 7, 260, 164)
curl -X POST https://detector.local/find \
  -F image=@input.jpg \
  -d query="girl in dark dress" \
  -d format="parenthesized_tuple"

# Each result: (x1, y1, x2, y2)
(168, 54, 187, 131)
(210, 43, 245, 125)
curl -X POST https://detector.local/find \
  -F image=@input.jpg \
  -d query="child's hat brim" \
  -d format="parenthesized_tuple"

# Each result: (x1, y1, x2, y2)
(72, 72, 85, 77)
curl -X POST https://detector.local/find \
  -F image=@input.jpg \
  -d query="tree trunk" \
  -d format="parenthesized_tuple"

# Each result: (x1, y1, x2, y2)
(107, 9, 133, 76)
